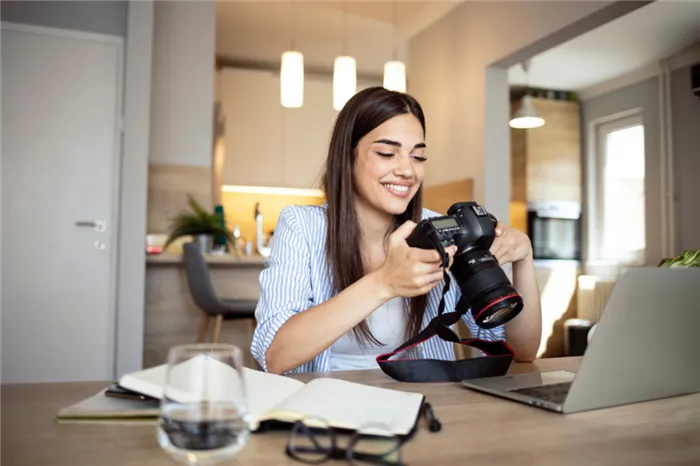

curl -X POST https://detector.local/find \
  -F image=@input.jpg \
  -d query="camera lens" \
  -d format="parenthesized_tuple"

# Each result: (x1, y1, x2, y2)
(451, 249, 524, 329)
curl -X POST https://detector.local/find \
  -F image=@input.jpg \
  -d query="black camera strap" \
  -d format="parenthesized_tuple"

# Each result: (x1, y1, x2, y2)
(375, 258, 515, 383)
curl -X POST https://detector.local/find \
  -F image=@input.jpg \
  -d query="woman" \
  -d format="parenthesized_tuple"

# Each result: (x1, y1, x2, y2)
(251, 87, 541, 375)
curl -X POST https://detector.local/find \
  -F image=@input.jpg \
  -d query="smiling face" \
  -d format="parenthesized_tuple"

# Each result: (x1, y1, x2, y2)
(352, 113, 427, 220)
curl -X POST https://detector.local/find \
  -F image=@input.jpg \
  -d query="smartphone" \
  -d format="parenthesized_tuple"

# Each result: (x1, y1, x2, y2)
(105, 383, 158, 401)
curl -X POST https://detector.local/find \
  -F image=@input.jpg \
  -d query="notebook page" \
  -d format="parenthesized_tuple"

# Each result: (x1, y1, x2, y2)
(243, 367, 306, 425)
(270, 378, 424, 435)
(120, 358, 305, 425)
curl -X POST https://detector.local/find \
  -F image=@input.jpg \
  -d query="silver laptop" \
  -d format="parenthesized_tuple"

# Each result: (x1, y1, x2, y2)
(461, 267, 700, 413)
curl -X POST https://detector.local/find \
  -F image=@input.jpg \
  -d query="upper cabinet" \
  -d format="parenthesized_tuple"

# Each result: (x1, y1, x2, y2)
(219, 68, 337, 190)
(511, 97, 582, 205)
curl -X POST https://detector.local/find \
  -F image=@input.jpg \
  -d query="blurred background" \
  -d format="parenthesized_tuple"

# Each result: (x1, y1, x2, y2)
(2, 0, 699, 383)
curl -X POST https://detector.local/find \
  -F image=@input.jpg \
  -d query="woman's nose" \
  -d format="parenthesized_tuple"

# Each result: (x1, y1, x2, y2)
(393, 154, 415, 177)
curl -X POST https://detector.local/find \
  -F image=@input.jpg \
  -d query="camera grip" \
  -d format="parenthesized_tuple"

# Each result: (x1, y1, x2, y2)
(406, 222, 449, 268)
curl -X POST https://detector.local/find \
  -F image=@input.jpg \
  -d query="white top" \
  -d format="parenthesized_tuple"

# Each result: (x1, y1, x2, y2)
(329, 297, 408, 371)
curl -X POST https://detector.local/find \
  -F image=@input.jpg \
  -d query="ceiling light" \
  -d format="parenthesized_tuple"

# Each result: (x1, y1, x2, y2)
(383, 60, 406, 93)
(280, 50, 304, 108)
(333, 55, 356, 111)
(509, 95, 545, 129)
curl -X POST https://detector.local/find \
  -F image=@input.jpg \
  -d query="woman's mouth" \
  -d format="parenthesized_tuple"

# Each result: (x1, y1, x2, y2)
(381, 183, 412, 198)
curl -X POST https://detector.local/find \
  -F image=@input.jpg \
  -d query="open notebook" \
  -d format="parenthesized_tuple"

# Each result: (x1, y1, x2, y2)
(58, 357, 425, 437)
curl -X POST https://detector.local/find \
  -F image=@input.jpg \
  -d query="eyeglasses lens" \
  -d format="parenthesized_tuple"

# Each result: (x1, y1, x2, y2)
(289, 418, 334, 463)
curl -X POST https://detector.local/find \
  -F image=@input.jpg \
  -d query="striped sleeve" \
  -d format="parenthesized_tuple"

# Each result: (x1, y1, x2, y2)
(250, 206, 315, 372)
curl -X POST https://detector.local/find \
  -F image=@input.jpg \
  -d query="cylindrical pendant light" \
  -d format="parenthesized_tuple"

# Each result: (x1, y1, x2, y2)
(333, 55, 356, 111)
(280, 50, 304, 108)
(383, 60, 406, 92)
(383, 1, 406, 93)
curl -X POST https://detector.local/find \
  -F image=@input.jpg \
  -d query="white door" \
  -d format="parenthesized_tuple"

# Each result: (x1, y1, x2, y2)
(1, 23, 123, 383)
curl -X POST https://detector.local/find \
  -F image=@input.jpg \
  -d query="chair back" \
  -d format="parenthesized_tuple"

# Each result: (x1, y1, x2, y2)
(182, 242, 224, 314)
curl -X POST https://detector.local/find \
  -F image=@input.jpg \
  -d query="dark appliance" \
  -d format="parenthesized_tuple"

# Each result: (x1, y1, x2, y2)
(527, 202, 581, 260)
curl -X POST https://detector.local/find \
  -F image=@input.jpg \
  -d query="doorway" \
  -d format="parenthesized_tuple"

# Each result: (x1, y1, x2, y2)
(2, 22, 123, 383)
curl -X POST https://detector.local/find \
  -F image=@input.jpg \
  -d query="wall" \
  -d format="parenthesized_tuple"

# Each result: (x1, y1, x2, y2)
(580, 77, 662, 267)
(407, 1, 639, 225)
(118, 1, 154, 376)
(580, 57, 700, 266)
(147, 1, 216, 234)
(1, 1, 127, 36)
(1, 0, 151, 378)
(671, 64, 700, 253)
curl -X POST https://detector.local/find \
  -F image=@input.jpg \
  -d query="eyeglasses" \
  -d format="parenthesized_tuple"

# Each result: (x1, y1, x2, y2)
(286, 416, 405, 466)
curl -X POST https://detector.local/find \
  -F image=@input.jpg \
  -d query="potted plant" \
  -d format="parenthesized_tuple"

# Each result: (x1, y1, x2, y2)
(163, 195, 233, 254)
(658, 250, 700, 268)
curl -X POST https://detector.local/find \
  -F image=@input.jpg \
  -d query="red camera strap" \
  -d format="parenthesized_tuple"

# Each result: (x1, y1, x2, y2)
(375, 269, 515, 383)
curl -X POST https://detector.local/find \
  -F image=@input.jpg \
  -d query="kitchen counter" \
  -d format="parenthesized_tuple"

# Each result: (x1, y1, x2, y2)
(146, 252, 267, 266)
(144, 251, 266, 369)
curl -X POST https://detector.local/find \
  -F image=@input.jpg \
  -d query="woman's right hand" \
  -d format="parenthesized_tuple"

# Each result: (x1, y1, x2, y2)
(374, 220, 457, 299)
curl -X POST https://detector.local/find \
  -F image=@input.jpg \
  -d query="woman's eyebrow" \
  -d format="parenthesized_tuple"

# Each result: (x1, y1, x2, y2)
(373, 138, 427, 149)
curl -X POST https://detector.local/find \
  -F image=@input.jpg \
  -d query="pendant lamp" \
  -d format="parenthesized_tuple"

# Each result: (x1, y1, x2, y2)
(333, 55, 357, 111)
(281, 50, 304, 108)
(383, 60, 406, 93)
(383, 1, 406, 92)
(280, 0, 303, 108)
(509, 60, 545, 129)
(509, 95, 545, 129)
(333, 1, 356, 111)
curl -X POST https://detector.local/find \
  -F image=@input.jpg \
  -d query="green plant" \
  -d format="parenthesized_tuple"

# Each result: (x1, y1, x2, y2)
(164, 195, 233, 250)
(658, 250, 700, 268)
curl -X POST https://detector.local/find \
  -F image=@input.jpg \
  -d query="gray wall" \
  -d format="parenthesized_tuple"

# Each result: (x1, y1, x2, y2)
(671, 64, 700, 252)
(581, 77, 662, 266)
(1, 1, 127, 37)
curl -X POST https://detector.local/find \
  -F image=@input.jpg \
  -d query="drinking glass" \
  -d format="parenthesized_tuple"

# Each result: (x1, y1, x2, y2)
(157, 343, 250, 466)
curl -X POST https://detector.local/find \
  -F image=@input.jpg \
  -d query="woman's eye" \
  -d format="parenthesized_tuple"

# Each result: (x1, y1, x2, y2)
(412, 155, 427, 162)
(377, 152, 394, 158)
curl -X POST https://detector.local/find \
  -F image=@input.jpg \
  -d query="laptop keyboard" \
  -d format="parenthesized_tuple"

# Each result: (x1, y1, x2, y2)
(509, 381, 572, 404)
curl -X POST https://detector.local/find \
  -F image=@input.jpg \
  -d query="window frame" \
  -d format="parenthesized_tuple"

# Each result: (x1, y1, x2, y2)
(586, 109, 646, 270)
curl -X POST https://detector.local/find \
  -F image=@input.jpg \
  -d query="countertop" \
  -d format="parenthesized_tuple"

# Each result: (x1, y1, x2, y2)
(146, 252, 267, 266)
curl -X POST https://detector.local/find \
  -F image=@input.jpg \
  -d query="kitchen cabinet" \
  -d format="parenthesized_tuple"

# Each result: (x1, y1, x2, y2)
(220, 67, 338, 190)
(511, 97, 582, 205)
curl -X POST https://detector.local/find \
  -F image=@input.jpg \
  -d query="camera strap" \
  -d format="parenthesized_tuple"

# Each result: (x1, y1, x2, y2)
(375, 262, 515, 383)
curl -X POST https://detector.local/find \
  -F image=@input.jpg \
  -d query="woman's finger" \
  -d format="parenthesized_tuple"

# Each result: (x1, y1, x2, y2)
(495, 223, 507, 236)
(416, 270, 445, 288)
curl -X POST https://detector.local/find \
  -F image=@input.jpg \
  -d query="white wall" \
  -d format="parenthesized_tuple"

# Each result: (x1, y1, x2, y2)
(407, 1, 639, 224)
(1, 1, 127, 36)
(671, 63, 700, 254)
(117, 0, 154, 377)
(150, 1, 215, 167)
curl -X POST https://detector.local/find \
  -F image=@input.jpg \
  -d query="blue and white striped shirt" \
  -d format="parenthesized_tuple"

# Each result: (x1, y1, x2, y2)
(250, 204, 505, 373)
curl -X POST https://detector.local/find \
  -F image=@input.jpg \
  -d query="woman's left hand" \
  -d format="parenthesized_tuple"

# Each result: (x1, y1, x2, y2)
(490, 223, 533, 265)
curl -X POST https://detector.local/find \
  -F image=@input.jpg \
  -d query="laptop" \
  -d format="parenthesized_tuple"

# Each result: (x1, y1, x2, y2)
(460, 267, 700, 413)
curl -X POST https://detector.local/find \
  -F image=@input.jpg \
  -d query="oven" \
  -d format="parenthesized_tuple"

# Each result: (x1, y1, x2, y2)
(527, 202, 581, 261)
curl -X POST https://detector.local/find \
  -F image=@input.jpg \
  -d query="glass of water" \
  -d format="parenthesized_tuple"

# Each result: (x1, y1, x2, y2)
(157, 343, 250, 466)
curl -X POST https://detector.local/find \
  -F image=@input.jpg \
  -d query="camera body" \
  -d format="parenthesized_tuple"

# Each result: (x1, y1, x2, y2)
(406, 202, 523, 329)
(406, 202, 498, 261)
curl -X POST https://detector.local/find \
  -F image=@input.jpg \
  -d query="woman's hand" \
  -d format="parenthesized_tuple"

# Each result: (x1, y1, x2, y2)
(374, 221, 457, 299)
(490, 223, 533, 265)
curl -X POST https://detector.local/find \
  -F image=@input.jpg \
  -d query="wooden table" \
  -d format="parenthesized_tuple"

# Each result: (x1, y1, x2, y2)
(2, 357, 699, 466)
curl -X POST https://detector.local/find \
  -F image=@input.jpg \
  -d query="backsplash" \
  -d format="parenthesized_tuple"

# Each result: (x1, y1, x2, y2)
(220, 190, 325, 243)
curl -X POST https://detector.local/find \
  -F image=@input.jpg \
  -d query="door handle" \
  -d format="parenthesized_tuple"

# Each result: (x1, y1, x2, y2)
(75, 220, 106, 232)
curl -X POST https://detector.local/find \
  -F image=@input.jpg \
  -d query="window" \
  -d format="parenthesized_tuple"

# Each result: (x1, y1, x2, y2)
(589, 113, 646, 266)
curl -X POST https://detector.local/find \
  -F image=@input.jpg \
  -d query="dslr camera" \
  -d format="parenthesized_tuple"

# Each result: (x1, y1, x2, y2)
(406, 201, 524, 329)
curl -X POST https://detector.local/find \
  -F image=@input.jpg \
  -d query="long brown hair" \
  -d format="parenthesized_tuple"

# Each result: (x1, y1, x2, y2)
(320, 87, 427, 346)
